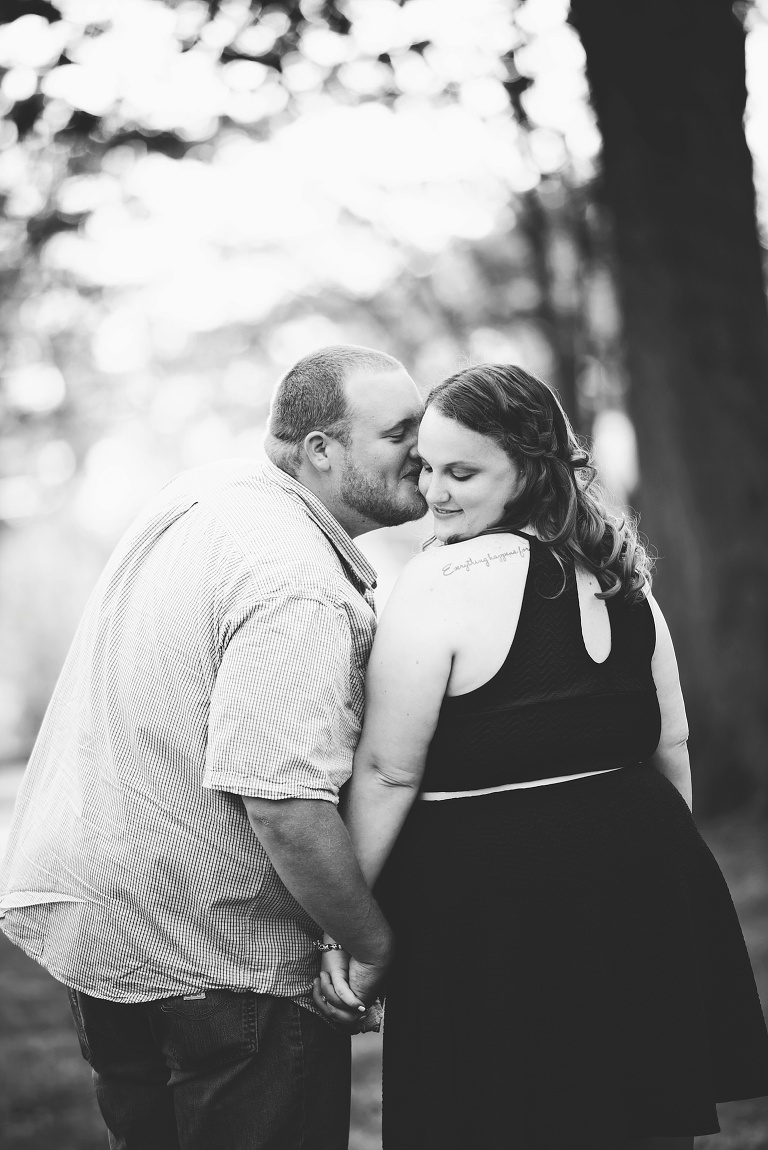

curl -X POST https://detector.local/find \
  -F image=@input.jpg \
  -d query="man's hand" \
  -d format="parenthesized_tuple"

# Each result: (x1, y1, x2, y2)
(348, 955, 388, 1005)
(312, 945, 390, 1031)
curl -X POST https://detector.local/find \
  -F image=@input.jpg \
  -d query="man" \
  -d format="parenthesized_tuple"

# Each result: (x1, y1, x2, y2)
(0, 345, 426, 1149)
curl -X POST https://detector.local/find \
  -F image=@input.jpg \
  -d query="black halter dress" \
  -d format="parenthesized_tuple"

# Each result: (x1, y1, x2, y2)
(376, 534, 768, 1150)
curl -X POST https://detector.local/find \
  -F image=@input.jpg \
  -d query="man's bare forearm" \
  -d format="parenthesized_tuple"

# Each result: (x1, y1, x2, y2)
(242, 796, 393, 965)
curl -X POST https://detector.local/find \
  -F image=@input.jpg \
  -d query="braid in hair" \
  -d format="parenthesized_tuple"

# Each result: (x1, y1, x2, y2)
(426, 364, 653, 604)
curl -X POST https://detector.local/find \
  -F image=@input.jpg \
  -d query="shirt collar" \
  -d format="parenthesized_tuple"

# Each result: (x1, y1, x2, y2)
(261, 461, 377, 593)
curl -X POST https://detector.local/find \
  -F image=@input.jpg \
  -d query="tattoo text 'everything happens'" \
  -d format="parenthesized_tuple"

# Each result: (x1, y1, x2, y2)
(442, 544, 528, 577)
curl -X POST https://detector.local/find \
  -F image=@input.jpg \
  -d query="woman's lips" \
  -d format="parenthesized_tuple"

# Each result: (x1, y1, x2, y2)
(432, 506, 461, 516)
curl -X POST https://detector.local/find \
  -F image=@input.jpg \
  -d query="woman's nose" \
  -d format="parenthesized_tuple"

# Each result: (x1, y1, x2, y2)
(425, 475, 449, 504)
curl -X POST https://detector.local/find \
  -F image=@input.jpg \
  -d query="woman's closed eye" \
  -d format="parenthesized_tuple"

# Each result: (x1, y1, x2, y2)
(420, 464, 474, 482)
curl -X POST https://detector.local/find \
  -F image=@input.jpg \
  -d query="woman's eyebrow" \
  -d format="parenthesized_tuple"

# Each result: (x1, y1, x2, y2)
(419, 458, 479, 470)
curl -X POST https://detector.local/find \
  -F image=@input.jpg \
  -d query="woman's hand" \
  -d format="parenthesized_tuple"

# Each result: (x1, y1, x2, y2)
(312, 943, 368, 1031)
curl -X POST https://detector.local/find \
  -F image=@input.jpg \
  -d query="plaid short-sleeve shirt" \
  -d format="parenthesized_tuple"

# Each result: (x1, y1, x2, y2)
(0, 461, 377, 1003)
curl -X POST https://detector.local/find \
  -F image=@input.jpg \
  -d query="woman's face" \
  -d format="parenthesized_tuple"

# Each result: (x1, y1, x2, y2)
(417, 406, 522, 542)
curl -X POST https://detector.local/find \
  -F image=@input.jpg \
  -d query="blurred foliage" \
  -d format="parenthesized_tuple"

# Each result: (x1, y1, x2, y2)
(0, 0, 618, 498)
(0, 0, 765, 760)
(0, 0, 632, 757)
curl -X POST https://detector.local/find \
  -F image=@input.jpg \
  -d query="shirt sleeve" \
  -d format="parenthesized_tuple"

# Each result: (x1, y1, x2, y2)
(203, 594, 357, 803)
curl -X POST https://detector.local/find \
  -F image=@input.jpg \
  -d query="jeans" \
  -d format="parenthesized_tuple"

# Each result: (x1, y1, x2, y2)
(67, 987, 351, 1150)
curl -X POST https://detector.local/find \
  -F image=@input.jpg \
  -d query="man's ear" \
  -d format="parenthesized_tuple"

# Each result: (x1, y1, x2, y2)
(302, 431, 332, 474)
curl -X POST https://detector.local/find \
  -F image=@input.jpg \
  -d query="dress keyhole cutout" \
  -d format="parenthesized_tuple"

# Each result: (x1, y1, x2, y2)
(576, 567, 611, 664)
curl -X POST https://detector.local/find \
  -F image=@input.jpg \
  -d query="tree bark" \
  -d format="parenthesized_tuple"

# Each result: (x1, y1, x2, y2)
(570, 0, 768, 813)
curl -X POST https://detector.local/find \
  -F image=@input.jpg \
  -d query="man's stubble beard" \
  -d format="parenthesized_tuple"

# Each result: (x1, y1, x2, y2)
(339, 452, 427, 528)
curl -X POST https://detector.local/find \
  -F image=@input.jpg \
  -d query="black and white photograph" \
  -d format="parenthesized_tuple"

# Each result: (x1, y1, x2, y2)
(1, 2, 768, 1148)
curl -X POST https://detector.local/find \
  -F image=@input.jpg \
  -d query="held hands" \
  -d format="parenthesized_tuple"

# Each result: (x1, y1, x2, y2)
(312, 945, 362, 1031)
(312, 938, 391, 1032)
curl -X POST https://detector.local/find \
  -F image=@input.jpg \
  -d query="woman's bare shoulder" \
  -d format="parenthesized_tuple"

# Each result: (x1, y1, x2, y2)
(437, 533, 530, 579)
(374, 550, 455, 643)
(388, 534, 530, 616)
(385, 547, 451, 606)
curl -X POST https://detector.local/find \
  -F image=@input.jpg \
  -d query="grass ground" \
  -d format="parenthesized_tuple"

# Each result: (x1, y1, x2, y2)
(1, 816, 766, 1149)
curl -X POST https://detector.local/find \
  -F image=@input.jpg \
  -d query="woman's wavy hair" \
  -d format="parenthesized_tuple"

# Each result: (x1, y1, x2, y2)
(426, 363, 653, 604)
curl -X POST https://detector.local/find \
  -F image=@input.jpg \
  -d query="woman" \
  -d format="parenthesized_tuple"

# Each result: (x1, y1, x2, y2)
(314, 365, 768, 1149)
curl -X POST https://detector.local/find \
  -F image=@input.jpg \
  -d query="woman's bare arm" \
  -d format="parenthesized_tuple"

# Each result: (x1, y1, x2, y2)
(342, 553, 455, 886)
(647, 594, 692, 810)
(314, 554, 456, 1022)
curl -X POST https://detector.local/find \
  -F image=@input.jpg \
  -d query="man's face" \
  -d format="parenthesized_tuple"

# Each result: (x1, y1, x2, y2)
(337, 367, 427, 529)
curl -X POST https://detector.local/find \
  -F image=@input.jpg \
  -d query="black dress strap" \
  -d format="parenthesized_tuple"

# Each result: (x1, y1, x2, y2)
(496, 528, 538, 543)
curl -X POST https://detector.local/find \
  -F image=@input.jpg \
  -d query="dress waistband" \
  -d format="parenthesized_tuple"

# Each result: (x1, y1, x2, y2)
(418, 765, 626, 802)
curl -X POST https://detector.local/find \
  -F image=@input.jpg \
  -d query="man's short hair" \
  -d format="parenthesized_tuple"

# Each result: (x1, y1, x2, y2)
(265, 344, 403, 476)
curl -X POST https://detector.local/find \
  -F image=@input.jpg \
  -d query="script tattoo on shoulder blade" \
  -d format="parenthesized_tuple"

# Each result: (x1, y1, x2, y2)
(442, 544, 528, 577)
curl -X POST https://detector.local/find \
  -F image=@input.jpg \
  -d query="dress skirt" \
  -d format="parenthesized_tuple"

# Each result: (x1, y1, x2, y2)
(376, 764, 768, 1150)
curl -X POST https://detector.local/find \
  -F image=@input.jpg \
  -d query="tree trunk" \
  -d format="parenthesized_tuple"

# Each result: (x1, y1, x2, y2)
(570, 0, 768, 813)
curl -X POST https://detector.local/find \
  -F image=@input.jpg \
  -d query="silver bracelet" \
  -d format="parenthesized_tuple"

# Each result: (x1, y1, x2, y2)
(315, 942, 344, 952)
